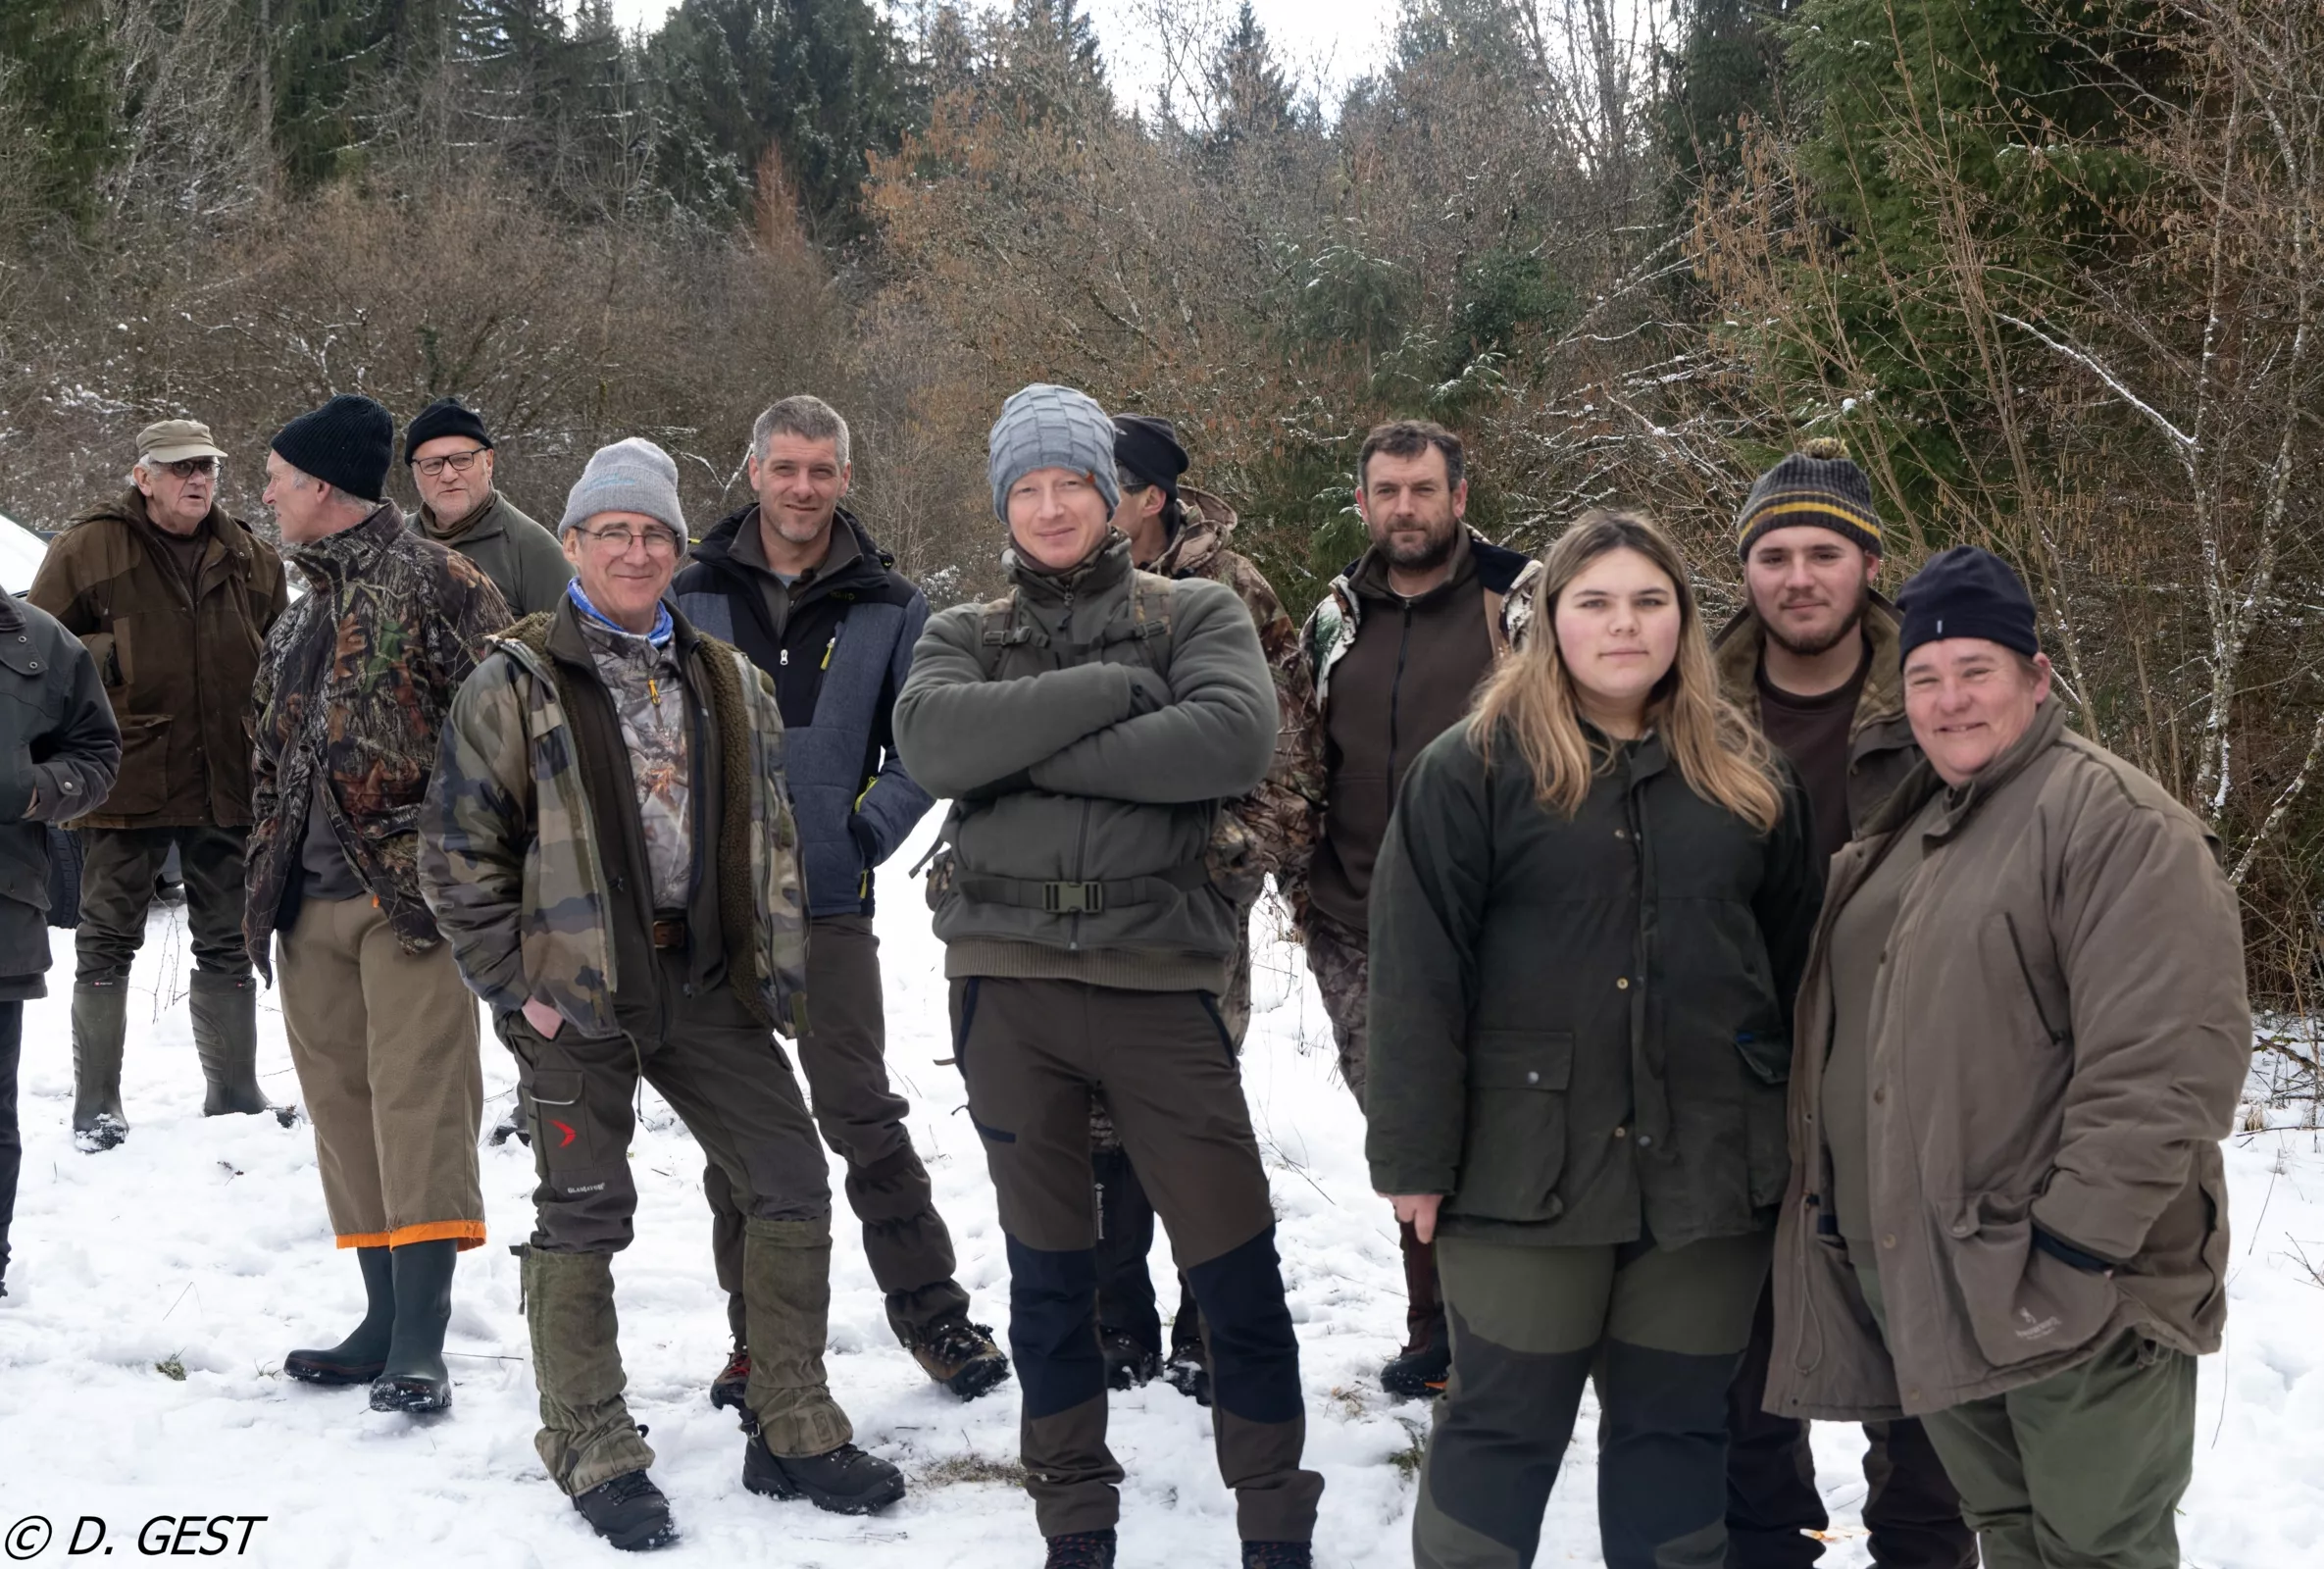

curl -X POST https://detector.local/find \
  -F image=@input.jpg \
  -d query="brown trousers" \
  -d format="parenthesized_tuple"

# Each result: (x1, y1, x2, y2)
(952, 975, 1323, 1543)
(278, 894, 484, 1249)
(707, 913, 968, 1346)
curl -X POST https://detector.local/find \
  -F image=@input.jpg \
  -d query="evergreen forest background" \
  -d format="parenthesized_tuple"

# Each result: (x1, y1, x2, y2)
(4, 0, 2323, 1033)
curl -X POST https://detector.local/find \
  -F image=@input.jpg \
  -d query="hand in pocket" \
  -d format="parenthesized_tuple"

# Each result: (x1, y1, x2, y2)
(522, 996, 565, 1039)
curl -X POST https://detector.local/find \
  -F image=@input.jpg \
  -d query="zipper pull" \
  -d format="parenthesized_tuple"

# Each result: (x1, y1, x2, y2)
(779, 647, 789, 666)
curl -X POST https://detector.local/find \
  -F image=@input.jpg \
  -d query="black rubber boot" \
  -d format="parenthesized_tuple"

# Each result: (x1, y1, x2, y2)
(1379, 1311, 1450, 1401)
(370, 1239, 456, 1413)
(70, 981, 128, 1152)
(1101, 1328, 1159, 1390)
(1241, 1543, 1313, 1569)
(1044, 1529, 1118, 1568)
(285, 1246, 395, 1385)
(573, 1469, 677, 1551)
(742, 1434, 907, 1515)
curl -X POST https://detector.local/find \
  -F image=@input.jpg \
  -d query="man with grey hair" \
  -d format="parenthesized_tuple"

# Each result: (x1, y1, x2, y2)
(673, 394, 1007, 1408)
(31, 418, 289, 1149)
(247, 393, 509, 1418)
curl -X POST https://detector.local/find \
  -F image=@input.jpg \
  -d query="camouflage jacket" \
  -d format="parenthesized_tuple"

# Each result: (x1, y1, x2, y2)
(1301, 529, 1542, 711)
(244, 503, 510, 976)
(420, 601, 810, 1039)
(573, 607, 695, 912)
(1152, 486, 1324, 915)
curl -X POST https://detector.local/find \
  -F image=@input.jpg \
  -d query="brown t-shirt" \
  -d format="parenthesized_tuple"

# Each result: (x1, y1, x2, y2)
(1823, 791, 1940, 1244)
(1757, 644, 1869, 868)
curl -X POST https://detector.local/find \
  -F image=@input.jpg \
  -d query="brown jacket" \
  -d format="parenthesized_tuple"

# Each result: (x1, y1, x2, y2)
(1713, 591, 1920, 837)
(1766, 699, 2248, 1420)
(28, 490, 288, 829)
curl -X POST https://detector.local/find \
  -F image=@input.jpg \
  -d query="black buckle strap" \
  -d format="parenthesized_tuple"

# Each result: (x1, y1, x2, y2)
(1041, 882, 1105, 914)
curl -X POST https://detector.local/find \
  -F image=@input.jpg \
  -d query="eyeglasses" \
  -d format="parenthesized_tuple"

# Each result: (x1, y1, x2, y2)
(160, 457, 217, 480)
(413, 447, 488, 479)
(581, 524, 682, 557)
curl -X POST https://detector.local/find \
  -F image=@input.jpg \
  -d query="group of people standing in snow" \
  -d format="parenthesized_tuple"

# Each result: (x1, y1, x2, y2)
(0, 379, 2249, 1569)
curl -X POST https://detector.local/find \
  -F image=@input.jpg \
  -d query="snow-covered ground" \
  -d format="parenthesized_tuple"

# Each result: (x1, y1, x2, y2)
(3, 817, 2321, 1566)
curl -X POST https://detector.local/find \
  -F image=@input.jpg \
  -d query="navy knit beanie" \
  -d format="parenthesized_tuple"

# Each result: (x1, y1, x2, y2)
(1113, 414, 1188, 502)
(273, 394, 394, 503)
(1896, 546, 2039, 660)
(1737, 436, 1882, 559)
(403, 396, 494, 465)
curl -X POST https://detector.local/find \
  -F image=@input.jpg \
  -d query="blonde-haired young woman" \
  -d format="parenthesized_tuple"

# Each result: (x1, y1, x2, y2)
(1366, 510, 1823, 1569)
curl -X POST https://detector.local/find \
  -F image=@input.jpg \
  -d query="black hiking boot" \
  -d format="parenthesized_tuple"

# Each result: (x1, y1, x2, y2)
(1101, 1329, 1159, 1391)
(1044, 1529, 1118, 1568)
(709, 1342, 751, 1420)
(370, 1239, 457, 1413)
(1379, 1333, 1450, 1401)
(572, 1470, 676, 1551)
(742, 1436, 907, 1515)
(285, 1245, 394, 1385)
(1240, 1543, 1313, 1569)
(910, 1314, 1011, 1400)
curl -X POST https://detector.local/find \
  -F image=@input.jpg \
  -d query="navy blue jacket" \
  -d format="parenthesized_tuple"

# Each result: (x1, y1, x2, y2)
(672, 507, 934, 918)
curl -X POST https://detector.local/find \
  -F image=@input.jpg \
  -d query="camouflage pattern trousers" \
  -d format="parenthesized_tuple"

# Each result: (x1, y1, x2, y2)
(1301, 907, 1371, 1108)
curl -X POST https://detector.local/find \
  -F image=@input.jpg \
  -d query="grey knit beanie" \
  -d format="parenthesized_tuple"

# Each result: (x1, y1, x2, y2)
(987, 383, 1121, 522)
(560, 437, 686, 545)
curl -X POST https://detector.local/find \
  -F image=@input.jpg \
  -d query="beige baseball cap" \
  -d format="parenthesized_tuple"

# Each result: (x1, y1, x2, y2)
(136, 419, 227, 466)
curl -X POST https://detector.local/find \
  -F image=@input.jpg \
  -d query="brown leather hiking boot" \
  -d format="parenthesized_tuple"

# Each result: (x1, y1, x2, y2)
(911, 1315, 1011, 1400)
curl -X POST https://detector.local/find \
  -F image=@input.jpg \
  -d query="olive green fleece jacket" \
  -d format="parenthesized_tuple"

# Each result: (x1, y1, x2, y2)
(894, 531, 1278, 990)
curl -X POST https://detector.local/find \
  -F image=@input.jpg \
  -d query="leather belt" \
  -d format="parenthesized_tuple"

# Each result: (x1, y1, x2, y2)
(650, 914, 688, 951)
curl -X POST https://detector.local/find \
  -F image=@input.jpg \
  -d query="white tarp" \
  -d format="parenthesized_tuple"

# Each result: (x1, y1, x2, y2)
(0, 510, 47, 595)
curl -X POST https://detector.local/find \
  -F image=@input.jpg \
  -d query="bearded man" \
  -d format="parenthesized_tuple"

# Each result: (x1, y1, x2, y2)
(1712, 439, 1971, 1569)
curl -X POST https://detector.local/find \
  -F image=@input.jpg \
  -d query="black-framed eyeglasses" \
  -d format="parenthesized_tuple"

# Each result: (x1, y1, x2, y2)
(161, 457, 218, 480)
(413, 447, 489, 479)
(581, 524, 682, 558)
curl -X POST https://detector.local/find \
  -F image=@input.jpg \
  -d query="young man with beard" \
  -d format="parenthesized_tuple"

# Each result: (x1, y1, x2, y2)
(896, 383, 1321, 1569)
(1088, 414, 1321, 1399)
(1300, 419, 1539, 1399)
(672, 394, 1007, 1409)
(1710, 440, 1972, 1569)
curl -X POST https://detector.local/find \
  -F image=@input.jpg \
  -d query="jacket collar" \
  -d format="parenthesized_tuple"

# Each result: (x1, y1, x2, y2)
(92, 488, 249, 582)
(1152, 486, 1236, 577)
(286, 501, 404, 595)
(1928, 697, 2068, 839)
(1348, 525, 1477, 604)
(1713, 590, 1906, 737)
(416, 489, 505, 543)
(1003, 529, 1135, 641)
(544, 588, 703, 674)
(0, 591, 24, 635)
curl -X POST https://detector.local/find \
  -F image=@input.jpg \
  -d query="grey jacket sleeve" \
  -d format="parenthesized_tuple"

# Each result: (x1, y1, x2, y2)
(9, 633, 122, 824)
(1025, 579, 1278, 804)
(851, 589, 937, 865)
(2031, 792, 2250, 1264)
(893, 604, 1143, 798)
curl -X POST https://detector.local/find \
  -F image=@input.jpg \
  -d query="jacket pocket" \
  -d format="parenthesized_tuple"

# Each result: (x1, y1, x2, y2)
(1944, 1191, 2118, 1369)
(523, 1067, 590, 1161)
(1450, 1029, 1575, 1224)
(1733, 1026, 1792, 1087)
(98, 713, 172, 818)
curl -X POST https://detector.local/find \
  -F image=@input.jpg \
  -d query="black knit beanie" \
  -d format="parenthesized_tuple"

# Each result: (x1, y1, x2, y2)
(1113, 414, 1188, 502)
(1737, 436, 1883, 559)
(403, 396, 494, 465)
(273, 394, 394, 503)
(1896, 546, 2039, 660)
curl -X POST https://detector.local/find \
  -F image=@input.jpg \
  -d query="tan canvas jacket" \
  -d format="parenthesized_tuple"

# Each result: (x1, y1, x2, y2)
(1766, 699, 2249, 1420)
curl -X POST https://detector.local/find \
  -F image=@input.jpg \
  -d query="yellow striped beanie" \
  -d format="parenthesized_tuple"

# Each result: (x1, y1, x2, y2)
(1736, 437, 1882, 559)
